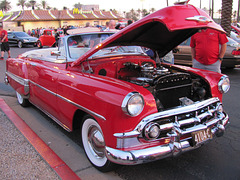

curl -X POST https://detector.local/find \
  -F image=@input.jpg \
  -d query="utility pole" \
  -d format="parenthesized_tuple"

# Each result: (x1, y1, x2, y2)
(237, 0, 240, 22)
(209, 0, 211, 16)
(212, 0, 214, 19)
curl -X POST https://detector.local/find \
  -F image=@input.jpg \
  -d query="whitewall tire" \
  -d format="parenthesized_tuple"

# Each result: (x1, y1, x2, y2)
(81, 115, 116, 172)
(16, 91, 30, 107)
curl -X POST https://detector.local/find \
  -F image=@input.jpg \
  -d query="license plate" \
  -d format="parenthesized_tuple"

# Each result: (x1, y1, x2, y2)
(192, 128, 212, 145)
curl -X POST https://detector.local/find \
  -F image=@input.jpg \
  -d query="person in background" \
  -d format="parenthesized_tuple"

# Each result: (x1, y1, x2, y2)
(109, 20, 116, 30)
(146, 49, 174, 64)
(104, 21, 110, 31)
(127, 19, 133, 26)
(27, 29, 31, 36)
(190, 28, 228, 73)
(54, 29, 60, 47)
(85, 22, 90, 27)
(0, 23, 10, 60)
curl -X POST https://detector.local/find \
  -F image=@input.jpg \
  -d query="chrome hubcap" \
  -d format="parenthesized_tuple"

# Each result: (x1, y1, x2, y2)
(88, 126, 105, 158)
(16, 92, 23, 104)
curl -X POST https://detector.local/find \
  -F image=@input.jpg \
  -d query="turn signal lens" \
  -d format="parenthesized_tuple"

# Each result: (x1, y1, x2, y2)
(144, 123, 160, 139)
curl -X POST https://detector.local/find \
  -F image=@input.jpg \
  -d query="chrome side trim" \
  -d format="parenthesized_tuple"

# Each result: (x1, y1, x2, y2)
(29, 100, 71, 132)
(30, 81, 57, 96)
(30, 80, 106, 121)
(6, 71, 29, 94)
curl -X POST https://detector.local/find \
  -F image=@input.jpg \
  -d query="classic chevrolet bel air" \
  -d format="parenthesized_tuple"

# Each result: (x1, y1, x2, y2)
(5, 4, 230, 172)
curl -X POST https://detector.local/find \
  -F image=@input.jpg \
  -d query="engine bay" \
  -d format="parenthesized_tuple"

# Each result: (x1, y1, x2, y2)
(117, 61, 211, 111)
(85, 57, 212, 111)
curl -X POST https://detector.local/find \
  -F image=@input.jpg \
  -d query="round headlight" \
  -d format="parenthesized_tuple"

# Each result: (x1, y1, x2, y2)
(144, 123, 160, 139)
(218, 75, 230, 93)
(122, 92, 144, 116)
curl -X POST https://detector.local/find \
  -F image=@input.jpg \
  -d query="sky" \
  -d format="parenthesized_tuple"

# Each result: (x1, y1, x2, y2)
(9, 0, 240, 13)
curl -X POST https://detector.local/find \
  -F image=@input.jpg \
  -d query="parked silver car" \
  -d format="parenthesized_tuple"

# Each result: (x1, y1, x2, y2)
(174, 37, 240, 69)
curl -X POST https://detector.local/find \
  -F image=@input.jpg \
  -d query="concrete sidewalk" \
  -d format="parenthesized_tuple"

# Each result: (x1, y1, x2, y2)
(0, 98, 80, 180)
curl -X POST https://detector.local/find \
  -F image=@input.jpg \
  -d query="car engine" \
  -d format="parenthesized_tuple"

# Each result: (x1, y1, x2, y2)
(119, 62, 211, 111)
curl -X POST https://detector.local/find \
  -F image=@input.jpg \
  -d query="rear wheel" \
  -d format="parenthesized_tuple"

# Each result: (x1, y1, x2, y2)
(16, 91, 30, 107)
(81, 115, 116, 172)
(37, 40, 42, 48)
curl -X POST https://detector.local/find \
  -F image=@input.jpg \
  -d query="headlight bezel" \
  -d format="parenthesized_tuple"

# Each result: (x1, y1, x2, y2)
(121, 92, 144, 117)
(218, 75, 230, 93)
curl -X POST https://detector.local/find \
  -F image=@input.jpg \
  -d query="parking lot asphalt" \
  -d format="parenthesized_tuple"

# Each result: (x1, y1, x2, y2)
(0, 98, 80, 180)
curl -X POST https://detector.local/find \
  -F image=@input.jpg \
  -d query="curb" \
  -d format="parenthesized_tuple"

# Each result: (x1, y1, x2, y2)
(0, 98, 80, 180)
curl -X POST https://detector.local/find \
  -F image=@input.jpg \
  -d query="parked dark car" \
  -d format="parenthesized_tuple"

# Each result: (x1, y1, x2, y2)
(8, 31, 38, 48)
(174, 37, 240, 69)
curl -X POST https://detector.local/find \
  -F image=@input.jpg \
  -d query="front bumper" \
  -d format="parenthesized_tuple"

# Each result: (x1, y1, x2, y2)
(105, 98, 229, 165)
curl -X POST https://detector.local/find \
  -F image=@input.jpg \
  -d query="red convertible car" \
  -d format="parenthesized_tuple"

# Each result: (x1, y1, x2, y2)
(5, 4, 230, 172)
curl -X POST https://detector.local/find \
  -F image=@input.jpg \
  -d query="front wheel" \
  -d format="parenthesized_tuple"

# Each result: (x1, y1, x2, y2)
(81, 115, 116, 172)
(16, 91, 30, 107)
(18, 41, 23, 48)
(37, 40, 42, 48)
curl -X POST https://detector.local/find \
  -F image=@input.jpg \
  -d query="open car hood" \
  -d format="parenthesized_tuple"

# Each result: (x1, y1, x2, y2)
(71, 4, 225, 67)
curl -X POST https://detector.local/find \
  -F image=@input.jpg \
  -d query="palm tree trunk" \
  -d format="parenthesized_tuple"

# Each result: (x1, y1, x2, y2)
(221, 0, 233, 37)
(237, 0, 240, 22)
(212, 0, 214, 19)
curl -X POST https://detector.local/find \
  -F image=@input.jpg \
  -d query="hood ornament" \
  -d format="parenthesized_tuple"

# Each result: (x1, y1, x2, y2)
(186, 15, 213, 23)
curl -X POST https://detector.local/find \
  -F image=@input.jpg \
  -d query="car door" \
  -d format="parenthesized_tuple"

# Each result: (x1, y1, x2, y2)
(27, 55, 60, 119)
(7, 32, 15, 45)
(174, 38, 192, 66)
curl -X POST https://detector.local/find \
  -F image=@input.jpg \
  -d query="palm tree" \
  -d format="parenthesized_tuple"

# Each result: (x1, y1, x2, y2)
(137, 8, 141, 19)
(41, 0, 47, 9)
(221, 0, 233, 37)
(142, 9, 148, 17)
(73, 3, 82, 9)
(17, 0, 26, 10)
(28, 0, 36, 10)
(150, 8, 155, 13)
(0, 0, 11, 12)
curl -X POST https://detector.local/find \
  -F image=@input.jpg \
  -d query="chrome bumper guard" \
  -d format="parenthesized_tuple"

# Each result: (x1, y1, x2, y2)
(105, 98, 229, 165)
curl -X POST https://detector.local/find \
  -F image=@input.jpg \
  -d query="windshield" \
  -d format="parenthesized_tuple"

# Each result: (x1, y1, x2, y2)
(90, 46, 145, 59)
(15, 32, 30, 37)
(67, 33, 145, 60)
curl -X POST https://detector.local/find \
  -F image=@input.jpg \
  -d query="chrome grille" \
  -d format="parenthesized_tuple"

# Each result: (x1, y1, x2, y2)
(142, 100, 222, 140)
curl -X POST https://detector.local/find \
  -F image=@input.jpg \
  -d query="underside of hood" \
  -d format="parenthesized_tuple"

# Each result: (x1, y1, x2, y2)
(71, 4, 225, 67)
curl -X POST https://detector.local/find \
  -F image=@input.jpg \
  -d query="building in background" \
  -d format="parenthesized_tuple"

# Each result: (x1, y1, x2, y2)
(0, 8, 123, 32)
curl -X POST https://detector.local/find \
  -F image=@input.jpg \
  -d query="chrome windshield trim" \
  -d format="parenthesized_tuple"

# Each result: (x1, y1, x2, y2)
(30, 80, 106, 121)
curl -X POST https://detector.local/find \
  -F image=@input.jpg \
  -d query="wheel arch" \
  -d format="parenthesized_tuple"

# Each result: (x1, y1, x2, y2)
(72, 109, 88, 131)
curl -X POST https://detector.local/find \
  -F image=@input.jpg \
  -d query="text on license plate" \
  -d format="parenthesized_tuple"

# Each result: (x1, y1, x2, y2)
(192, 128, 212, 145)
